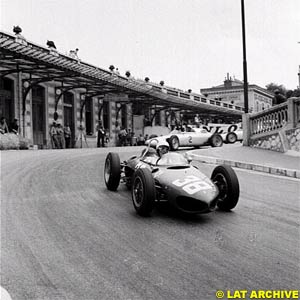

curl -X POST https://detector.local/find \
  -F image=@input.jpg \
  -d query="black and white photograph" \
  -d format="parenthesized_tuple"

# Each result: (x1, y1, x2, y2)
(0, 1, 299, 299)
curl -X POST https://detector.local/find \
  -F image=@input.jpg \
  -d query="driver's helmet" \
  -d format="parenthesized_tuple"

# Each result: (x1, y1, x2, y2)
(156, 140, 170, 156)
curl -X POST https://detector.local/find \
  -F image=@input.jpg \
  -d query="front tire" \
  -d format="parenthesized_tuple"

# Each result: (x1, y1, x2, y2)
(104, 152, 121, 191)
(210, 134, 223, 147)
(169, 135, 179, 151)
(211, 165, 239, 211)
(132, 168, 156, 216)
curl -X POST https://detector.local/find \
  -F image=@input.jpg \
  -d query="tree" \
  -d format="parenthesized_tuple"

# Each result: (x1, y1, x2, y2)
(266, 83, 286, 95)
(287, 88, 300, 98)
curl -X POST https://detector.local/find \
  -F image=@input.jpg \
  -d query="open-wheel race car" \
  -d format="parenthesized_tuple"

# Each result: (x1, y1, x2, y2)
(104, 144, 240, 217)
(145, 127, 223, 151)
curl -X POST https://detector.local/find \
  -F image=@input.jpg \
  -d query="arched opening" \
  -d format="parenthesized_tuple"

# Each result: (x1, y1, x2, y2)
(0, 77, 14, 124)
(121, 105, 127, 129)
(102, 101, 110, 131)
(32, 85, 45, 148)
(85, 97, 93, 135)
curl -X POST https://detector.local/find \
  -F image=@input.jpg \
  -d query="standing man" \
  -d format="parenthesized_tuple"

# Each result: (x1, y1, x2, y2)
(50, 121, 59, 149)
(96, 121, 105, 147)
(64, 124, 72, 148)
(56, 123, 65, 149)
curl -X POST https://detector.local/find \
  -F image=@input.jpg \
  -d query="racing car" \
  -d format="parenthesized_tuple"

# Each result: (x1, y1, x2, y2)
(104, 142, 240, 217)
(145, 127, 223, 151)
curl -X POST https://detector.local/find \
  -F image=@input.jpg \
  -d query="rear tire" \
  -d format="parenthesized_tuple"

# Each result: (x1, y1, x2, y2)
(211, 165, 239, 211)
(132, 168, 156, 216)
(210, 134, 223, 147)
(169, 135, 179, 151)
(104, 152, 121, 191)
(226, 132, 237, 144)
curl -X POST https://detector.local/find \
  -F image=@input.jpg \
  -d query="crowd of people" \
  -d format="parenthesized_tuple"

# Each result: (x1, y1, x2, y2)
(49, 121, 72, 149)
(0, 117, 19, 135)
(117, 127, 148, 146)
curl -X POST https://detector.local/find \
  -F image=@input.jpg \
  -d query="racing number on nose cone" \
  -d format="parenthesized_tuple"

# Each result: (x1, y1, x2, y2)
(104, 152, 121, 191)
(172, 175, 211, 195)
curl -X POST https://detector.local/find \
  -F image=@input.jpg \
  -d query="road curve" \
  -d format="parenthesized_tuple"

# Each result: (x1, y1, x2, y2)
(1, 148, 299, 300)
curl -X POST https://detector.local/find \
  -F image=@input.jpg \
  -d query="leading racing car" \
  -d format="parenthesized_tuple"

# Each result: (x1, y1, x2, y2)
(104, 141, 240, 217)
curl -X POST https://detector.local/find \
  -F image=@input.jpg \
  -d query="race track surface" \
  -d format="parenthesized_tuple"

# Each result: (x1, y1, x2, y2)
(1, 148, 299, 300)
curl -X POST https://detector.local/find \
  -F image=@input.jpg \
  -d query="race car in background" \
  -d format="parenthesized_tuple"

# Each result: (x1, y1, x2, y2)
(145, 127, 223, 150)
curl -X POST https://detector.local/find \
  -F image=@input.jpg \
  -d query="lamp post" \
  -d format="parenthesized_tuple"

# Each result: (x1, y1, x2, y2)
(241, 0, 249, 113)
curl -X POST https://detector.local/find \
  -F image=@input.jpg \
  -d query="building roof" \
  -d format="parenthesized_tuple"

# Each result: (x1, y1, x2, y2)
(0, 30, 244, 116)
(201, 75, 274, 98)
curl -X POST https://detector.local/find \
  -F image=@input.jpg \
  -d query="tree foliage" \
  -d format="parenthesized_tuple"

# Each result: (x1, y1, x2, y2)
(265, 83, 286, 95)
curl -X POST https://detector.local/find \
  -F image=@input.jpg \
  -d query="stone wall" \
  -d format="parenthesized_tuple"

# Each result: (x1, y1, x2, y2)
(249, 127, 300, 153)
(286, 128, 300, 151)
(250, 133, 284, 152)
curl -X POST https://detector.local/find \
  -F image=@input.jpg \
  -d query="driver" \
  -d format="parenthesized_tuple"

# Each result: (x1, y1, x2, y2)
(156, 140, 170, 157)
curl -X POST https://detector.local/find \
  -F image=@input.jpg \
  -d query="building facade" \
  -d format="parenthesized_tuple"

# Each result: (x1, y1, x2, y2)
(201, 74, 274, 113)
(0, 31, 244, 149)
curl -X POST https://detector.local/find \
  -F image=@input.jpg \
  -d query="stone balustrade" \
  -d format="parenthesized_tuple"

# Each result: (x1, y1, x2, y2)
(243, 97, 300, 152)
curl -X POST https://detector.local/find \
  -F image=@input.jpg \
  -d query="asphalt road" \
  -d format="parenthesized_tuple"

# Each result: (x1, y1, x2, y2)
(1, 147, 299, 300)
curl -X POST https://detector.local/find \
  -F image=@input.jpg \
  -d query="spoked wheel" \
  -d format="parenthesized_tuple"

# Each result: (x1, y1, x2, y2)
(169, 135, 179, 151)
(226, 132, 237, 144)
(104, 152, 121, 191)
(132, 168, 155, 216)
(210, 134, 223, 147)
(211, 165, 239, 211)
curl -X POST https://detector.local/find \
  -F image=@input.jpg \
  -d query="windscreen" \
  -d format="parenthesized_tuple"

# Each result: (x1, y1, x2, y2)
(156, 152, 189, 166)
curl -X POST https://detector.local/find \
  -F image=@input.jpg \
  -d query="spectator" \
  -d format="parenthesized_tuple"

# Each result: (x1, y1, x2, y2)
(273, 89, 287, 106)
(56, 123, 65, 149)
(96, 121, 106, 147)
(127, 128, 133, 146)
(50, 121, 59, 149)
(118, 127, 127, 146)
(0, 117, 9, 134)
(64, 124, 72, 148)
(10, 118, 19, 134)
(137, 134, 145, 145)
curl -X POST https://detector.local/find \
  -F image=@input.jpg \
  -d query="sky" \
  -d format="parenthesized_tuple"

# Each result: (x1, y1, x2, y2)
(1, 0, 299, 92)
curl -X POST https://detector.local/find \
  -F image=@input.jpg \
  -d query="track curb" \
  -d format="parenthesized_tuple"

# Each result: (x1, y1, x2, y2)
(189, 153, 300, 179)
